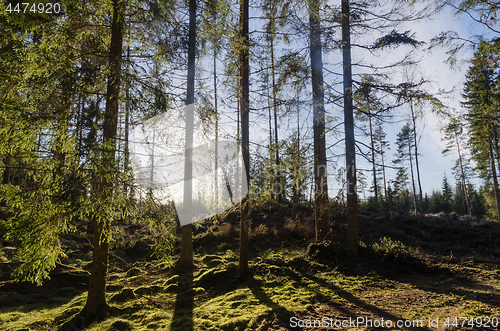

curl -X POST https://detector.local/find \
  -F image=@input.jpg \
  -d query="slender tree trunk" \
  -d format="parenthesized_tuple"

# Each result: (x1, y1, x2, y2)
(180, 0, 197, 266)
(239, 0, 250, 275)
(455, 131, 471, 217)
(490, 130, 500, 222)
(295, 98, 301, 204)
(149, 130, 155, 197)
(54, 77, 72, 176)
(76, 94, 83, 158)
(214, 42, 219, 207)
(83, 0, 125, 319)
(308, 0, 330, 243)
(124, 43, 131, 196)
(380, 140, 387, 201)
(380, 137, 389, 217)
(495, 131, 500, 200)
(235, 99, 240, 198)
(341, 0, 358, 256)
(488, 138, 500, 222)
(368, 115, 378, 206)
(270, 24, 281, 203)
(408, 135, 417, 214)
(410, 102, 423, 212)
(267, 70, 275, 200)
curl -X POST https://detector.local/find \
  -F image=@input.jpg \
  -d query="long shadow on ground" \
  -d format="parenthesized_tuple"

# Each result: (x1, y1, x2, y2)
(171, 265, 194, 331)
(247, 275, 299, 330)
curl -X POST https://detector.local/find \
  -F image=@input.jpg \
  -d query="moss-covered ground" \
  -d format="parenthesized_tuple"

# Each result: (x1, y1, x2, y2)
(1, 204, 499, 330)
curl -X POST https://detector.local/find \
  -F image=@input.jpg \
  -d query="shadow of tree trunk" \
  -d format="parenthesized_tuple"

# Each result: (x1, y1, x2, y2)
(247, 275, 300, 330)
(171, 265, 194, 331)
(297, 270, 432, 331)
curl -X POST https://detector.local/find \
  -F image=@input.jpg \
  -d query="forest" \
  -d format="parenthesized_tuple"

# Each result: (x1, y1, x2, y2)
(1, 0, 500, 330)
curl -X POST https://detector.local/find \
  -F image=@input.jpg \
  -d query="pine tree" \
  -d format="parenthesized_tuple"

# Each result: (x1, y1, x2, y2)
(83, 0, 126, 318)
(462, 40, 500, 222)
(393, 123, 418, 214)
(355, 76, 381, 207)
(441, 174, 453, 213)
(442, 116, 472, 217)
(239, 0, 250, 274)
(308, 0, 331, 243)
(179, 0, 197, 267)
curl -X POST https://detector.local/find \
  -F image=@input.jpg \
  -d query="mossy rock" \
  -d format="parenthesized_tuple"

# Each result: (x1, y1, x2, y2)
(54, 307, 81, 324)
(190, 287, 205, 295)
(110, 319, 133, 331)
(107, 284, 124, 292)
(110, 288, 136, 302)
(126, 267, 142, 277)
(202, 255, 226, 267)
(164, 283, 179, 292)
(135, 285, 162, 296)
(53, 270, 90, 285)
(163, 274, 180, 286)
(195, 263, 237, 289)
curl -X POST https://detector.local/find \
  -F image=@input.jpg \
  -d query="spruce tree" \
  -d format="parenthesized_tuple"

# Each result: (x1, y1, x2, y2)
(462, 40, 500, 221)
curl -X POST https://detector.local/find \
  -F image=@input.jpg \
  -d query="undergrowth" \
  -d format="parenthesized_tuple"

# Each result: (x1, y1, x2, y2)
(1, 204, 500, 330)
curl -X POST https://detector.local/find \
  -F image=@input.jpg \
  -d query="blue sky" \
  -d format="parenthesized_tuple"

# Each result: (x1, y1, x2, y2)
(324, 3, 492, 197)
(136, 1, 495, 200)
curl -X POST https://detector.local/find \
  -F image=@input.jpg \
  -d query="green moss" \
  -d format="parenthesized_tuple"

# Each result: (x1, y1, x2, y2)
(2, 213, 500, 331)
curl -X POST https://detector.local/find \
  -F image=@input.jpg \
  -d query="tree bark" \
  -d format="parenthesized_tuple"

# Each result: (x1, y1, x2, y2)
(368, 115, 378, 207)
(267, 69, 274, 200)
(408, 134, 417, 214)
(214, 37, 219, 207)
(492, 132, 500, 222)
(124, 43, 131, 197)
(410, 102, 423, 212)
(488, 138, 500, 222)
(308, 0, 330, 243)
(83, 0, 125, 319)
(341, 0, 358, 256)
(180, 0, 197, 266)
(239, 0, 250, 275)
(270, 17, 281, 203)
(455, 130, 471, 217)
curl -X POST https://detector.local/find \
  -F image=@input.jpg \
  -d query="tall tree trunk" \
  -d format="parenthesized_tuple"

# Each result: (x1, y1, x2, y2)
(408, 135, 417, 214)
(455, 130, 471, 217)
(295, 97, 301, 204)
(492, 132, 500, 222)
(488, 138, 500, 222)
(495, 131, 500, 199)
(380, 136, 389, 217)
(270, 20, 281, 203)
(236, 99, 240, 198)
(214, 40, 219, 207)
(267, 69, 274, 200)
(83, 0, 125, 319)
(239, 0, 250, 275)
(308, 0, 330, 243)
(341, 0, 358, 256)
(410, 102, 423, 212)
(368, 115, 378, 207)
(124, 43, 131, 196)
(180, 0, 197, 266)
(379, 137, 387, 201)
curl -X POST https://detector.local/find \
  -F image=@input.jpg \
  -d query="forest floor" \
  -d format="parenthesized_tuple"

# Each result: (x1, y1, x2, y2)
(1, 204, 500, 330)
